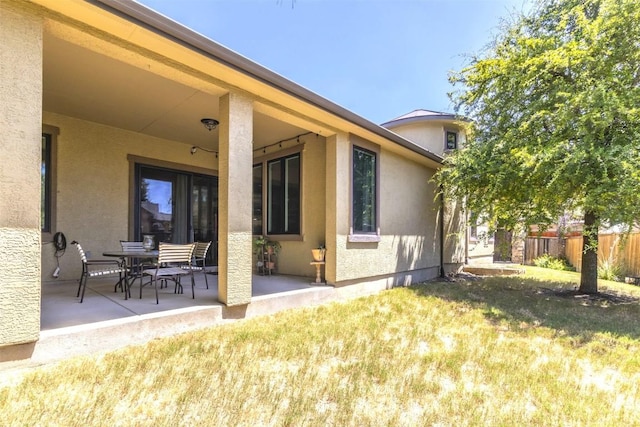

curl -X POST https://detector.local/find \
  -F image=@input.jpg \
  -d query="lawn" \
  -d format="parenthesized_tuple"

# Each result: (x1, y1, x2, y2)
(2, 266, 640, 426)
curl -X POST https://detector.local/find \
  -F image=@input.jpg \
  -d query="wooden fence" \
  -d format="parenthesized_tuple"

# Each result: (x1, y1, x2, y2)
(523, 237, 564, 265)
(565, 232, 640, 276)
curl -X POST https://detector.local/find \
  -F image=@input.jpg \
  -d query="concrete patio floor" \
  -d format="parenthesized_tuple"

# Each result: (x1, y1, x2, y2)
(41, 272, 318, 330)
(1, 271, 361, 375)
(0, 267, 399, 381)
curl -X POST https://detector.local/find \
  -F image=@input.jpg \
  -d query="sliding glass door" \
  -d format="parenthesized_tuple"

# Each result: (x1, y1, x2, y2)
(192, 175, 218, 264)
(135, 164, 218, 265)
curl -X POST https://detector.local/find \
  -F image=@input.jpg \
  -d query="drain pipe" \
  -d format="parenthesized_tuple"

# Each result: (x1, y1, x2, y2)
(439, 185, 445, 278)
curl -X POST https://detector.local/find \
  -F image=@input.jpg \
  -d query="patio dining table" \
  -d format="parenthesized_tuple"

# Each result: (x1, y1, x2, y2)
(103, 250, 159, 299)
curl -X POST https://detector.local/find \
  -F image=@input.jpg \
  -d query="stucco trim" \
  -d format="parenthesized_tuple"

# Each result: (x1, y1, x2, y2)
(126, 154, 218, 177)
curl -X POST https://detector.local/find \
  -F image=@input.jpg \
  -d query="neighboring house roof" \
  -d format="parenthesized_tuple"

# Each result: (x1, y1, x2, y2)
(141, 201, 172, 222)
(92, 0, 444, 165)
(381, 109, 470, 128)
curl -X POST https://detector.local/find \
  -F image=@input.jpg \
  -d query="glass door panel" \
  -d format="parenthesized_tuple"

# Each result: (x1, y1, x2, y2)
(136, 165, 218, 264)
(192, 175, 218, 265)
(139, 169, 176, 247)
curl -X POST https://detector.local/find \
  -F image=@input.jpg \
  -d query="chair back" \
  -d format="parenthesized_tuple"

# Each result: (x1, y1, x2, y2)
(71, 241, 88, 263)
(157, 242, 195, 265)
(120, 241, 145, 251)
(194, 241, 212, 259)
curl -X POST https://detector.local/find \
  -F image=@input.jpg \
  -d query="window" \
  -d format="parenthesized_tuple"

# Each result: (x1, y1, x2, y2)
(41, 134, 52, 232)
(41, 126, 58, 235)
(352, 145, 378, 236)
(267, 153, 300, 235)
(445, 131, 458, 150)
(252, 164, 263, 235)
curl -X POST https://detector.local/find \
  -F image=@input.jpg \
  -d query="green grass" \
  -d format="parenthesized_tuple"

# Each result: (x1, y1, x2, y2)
(2, 266, 640, 426)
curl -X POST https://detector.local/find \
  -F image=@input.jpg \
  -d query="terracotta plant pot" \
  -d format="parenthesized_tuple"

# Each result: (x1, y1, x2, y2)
(311, 248, 326, 262)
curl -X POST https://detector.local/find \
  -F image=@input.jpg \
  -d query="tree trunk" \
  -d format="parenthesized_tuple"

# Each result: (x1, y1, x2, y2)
(579, 210, 599, 294)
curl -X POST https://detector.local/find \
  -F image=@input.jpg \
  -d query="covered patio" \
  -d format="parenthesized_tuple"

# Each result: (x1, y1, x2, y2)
(2, 0, 451, 363)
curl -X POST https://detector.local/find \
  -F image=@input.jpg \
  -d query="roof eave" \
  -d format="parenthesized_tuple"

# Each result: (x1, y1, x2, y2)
(89, 0, 443, 165)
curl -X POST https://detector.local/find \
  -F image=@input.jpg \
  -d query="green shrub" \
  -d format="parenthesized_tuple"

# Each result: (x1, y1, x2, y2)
(598, 259, 624, 282)
(533, 254, 575, 271)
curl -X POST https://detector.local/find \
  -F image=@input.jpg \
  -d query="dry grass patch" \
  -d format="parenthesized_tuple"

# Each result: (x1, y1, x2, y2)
(2, 267, 640, 426)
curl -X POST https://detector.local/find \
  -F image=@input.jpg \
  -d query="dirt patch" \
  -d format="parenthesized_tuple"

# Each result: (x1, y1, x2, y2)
(539, 288, 640, 305)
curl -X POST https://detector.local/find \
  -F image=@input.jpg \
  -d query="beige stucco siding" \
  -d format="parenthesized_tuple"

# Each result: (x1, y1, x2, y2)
(41, 111, 218, 282)
(443, 197, 467, 270)
(217, 92, 252, 306)
(389, 122, 446, 154)
(276, 134, 326, 278)
(0, 2, 43, 346)
(333, 145, 441, 285)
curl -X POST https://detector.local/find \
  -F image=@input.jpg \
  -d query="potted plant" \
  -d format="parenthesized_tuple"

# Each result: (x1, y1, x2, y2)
(311, 243, 326, 262)
(253, 236, 281, 273)
(253, 235, 268, 255)
(265, 240, 281, 256)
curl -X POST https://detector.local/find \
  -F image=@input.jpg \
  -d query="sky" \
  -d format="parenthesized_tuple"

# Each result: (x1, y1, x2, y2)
(138, 0, 532, 125)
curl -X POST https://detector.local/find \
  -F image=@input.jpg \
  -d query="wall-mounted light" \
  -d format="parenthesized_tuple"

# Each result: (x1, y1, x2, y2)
(201, 118, 219, 131)
(190, 145, 218, 157)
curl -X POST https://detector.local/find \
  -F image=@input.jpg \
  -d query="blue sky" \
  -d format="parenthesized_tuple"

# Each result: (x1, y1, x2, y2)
(138, 0, 532, 124)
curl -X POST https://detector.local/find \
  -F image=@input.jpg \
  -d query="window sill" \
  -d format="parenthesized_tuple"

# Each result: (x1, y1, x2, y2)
(266, 234, 303, 242)
(348, 234, 381, 243)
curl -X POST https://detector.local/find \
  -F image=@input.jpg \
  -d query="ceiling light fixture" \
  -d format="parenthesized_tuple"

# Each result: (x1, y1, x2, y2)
(200, 118, 219, 131)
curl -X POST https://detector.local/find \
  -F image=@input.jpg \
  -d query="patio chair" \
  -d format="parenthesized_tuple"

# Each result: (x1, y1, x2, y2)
(71, 241, 128, 303)
(142, 242, 196, 304)
(120, 241, 145, 251)
(120, 240, 154, 291)
(183, 241, 213, 289)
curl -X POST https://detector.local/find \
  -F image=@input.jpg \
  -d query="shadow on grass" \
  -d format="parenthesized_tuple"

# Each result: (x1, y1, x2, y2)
(410, 274, 640, 341)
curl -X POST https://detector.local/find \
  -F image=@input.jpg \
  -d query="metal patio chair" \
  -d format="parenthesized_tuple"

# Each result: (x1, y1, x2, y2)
(142, 242, 196, 304)
(71, 241, 128, 303)
(183, 241, 213, 289)
(119, 240, 155, 292)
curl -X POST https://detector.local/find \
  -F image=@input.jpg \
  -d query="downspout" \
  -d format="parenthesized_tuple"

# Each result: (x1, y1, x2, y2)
(439, 185, 445, 278)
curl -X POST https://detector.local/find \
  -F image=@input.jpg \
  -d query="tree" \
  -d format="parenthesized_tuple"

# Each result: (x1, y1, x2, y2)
(437, 0, 640, 293)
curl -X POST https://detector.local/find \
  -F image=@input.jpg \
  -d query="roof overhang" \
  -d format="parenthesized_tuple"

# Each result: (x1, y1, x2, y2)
(30, 0, 444, 166)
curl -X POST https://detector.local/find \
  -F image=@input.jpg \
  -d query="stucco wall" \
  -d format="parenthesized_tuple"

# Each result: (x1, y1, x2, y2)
(0, 1, 42, 347)
(275, 134, 326, 278)
(41, 112, 218, 283)
(385, 120, 468, 273)
(388, 121, 467, 156)
(443, 197, 466, 272)
(389, 122, 447, 154)
(330, 137, 441, 286)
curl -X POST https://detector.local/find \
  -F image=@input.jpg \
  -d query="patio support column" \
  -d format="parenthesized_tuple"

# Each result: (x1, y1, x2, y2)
(325, 132, 350, 285)
(217, 92, 253, 306)
(0, 3, 42, 348)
